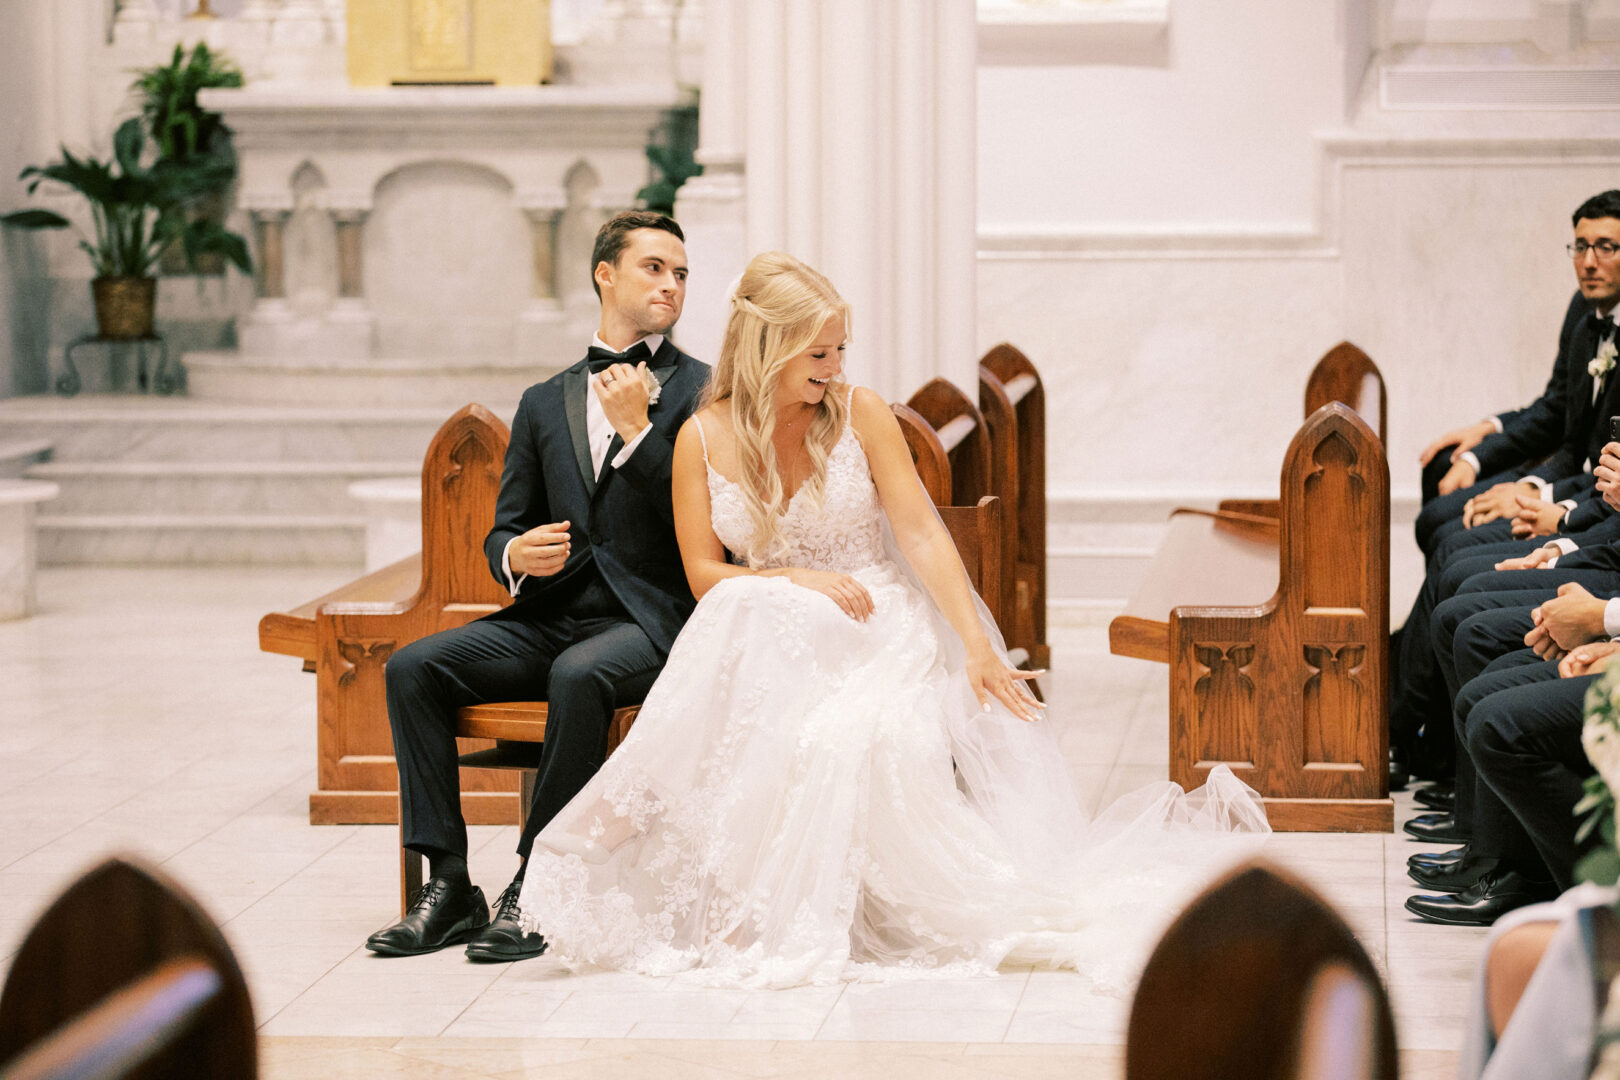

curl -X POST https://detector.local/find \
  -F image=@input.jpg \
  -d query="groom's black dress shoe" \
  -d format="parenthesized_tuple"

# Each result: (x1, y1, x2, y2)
(465, 881, 548, 963)
(1408, 845, 1469, 872)
(366, 877, 489, 956)
(1413, 786, 1455, 812)
(1403, 812, 1469, 843)
(1408, 855, 1495, 893)
(1404, 869, 1558, 927)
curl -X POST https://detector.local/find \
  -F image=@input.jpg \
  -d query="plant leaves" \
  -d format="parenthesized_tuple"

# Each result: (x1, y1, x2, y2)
(1578, 847, 1620, 887)
(0, 209, 71, 229)
(113, 117, 144, 178)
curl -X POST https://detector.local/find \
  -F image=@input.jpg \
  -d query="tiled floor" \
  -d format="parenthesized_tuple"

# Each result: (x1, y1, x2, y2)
(0, 567, 1474, 1078)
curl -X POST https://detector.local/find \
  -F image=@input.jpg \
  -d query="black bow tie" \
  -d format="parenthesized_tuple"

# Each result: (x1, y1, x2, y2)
(585, 342, 652, 373)
(1587, 312, 1616, 340)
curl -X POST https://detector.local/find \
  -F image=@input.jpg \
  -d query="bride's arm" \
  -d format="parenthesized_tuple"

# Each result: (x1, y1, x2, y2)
(850, 386, 1043, 720)
(673, 417, 875, 621)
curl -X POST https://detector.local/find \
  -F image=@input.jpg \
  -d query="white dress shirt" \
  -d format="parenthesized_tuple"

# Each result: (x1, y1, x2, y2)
(501, 334, 666, 595)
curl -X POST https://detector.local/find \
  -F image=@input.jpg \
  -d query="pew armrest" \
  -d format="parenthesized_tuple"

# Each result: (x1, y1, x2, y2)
(1108, 511, 1279, 662)
(258, 553, 424, 663)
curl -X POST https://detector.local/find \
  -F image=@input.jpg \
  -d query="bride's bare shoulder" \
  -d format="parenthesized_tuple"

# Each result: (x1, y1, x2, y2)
(847, 385, 898, 436)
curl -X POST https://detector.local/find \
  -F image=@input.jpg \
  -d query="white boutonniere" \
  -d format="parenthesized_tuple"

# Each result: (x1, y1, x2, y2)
(643, 366, 663, 407)
(1591, 338, 1618, 384)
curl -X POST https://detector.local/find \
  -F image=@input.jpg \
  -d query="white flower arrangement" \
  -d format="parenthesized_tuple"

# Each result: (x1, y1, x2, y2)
(643, 366, 662, 407)
(1591, 338, 1619, 384)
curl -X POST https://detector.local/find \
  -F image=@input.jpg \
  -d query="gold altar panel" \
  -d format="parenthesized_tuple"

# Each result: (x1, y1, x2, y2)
(348, 0, 551, 87)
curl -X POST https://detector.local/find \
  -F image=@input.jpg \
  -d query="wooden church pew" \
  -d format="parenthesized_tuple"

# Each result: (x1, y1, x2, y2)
(1220, 341, 1385, 521)
(1109, 403, 1392, 831)
(1126, 861, 1396, 1080)
(259, 404, 522, 825)
(262, 401, 1016, 844)
(0, 858, 257, 1079)
(979, 344, 1048, 669)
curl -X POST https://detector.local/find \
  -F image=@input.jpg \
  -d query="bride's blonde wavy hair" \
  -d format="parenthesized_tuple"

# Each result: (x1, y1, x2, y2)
(702, 251, 851, 568)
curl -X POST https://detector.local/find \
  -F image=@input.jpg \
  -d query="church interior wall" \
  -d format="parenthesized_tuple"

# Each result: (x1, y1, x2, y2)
(973, 0, 1620, 617)
(0, 2, 55, 398)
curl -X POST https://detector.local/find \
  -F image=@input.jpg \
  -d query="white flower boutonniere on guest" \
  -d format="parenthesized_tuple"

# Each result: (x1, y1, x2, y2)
(1591, 338, 1619, 386)
(643, 366, 663, 407)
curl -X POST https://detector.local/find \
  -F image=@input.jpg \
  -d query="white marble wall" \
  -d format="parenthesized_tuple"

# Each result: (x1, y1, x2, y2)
(0, 2, 54, 398)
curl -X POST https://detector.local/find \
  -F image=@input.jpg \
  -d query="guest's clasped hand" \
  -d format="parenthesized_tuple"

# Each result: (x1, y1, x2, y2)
(1462, 480, 1537, 528)
(785, 567, 875, 621)
(1510, 494, 1566, 538)
(510, 520, 571, 577)
(1526, 581, 1609, 659)
(1560, 640, 1620, 678)
(1421, 419, 1496, 496)
(1494, 544, 1559, 572)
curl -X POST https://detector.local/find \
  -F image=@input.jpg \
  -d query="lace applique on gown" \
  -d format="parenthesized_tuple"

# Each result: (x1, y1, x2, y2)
(517, 407, 1268, 991)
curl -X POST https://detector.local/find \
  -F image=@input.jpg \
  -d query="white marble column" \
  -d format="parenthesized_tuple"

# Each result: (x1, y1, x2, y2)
(112, 0, 163, 47)
(516, 188, 571, 367)
(672, 0, 746, 365)
(326, 203, 375, 356)
(684, 0, 978, 399)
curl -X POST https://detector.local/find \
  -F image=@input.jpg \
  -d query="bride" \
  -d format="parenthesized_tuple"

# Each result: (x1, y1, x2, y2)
(517, 252, 1269, 990)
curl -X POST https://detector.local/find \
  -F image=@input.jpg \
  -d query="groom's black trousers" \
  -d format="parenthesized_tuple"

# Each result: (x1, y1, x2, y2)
(386, 571, 662, 862)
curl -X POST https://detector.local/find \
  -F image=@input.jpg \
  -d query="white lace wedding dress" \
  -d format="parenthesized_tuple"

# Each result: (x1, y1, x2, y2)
(517, 407, 1269, 991)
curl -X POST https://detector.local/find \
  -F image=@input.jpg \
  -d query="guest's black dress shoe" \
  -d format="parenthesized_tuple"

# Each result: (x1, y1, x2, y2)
(1408, 845, 1469, 871)
(465, 880, 547, 963)
(1408, 855, 1496, 893)
(1404, 869, 1558, 927)
(1403, 812, 1469, 843)
(366, 878, 489, 956)
(1389, 757, 1408, 792)
(1413, 786, 1455, 812)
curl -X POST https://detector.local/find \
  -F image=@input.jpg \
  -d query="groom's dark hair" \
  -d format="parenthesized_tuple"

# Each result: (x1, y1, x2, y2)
(592, 211, 686, 299)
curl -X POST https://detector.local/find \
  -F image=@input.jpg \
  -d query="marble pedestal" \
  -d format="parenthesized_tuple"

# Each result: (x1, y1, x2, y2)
(0, 481, 61, 620)
(348, 477, 421, 572)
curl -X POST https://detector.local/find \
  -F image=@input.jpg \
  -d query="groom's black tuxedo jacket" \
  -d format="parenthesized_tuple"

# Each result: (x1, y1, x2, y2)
(482, 339, 710, 654)
(1470, 291, 1591, 479)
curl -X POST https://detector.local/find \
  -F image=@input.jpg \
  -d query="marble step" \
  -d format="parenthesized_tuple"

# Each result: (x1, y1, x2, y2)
(24, 460, 421, 516)
(0, 396, 475, 463)
(37, 513, 365, 566)
(184, 350, 554, 410)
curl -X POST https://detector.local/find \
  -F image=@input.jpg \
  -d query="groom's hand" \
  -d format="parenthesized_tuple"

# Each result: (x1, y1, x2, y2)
(598, 361, 651, 441)
(511, 521, 571, 577)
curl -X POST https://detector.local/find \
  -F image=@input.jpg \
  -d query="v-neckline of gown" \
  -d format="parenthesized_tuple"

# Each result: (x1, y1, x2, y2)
(704, 423, 851, 512)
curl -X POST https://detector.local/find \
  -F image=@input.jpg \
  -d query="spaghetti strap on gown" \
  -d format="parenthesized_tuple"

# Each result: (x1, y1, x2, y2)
(518, 404, 1269, 991)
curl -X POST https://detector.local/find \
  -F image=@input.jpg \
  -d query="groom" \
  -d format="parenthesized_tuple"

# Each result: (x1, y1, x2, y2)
(367, 211, 709, 961)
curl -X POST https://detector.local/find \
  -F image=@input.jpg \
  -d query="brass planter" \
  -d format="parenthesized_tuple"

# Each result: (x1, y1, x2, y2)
(92, 276, 157, 340)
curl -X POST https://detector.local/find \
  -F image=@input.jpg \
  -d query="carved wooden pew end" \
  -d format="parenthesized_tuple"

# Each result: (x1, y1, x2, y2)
(1110, 403, 1393, 833)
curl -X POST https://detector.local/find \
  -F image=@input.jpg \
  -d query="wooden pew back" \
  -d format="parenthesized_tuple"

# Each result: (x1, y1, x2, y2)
(905, 377, 993, 507)
(1126, 861, 1395, 1080)
(1171, 403, 1389, 828)
(312, 404, 517, 824)
(979, 344, 1047, 667)
(1305, 341, 1385, 446)
(0, 858, 256, 1079)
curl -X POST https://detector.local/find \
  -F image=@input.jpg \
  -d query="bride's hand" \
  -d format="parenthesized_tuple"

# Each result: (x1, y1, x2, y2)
(784, 568, 875, 621)
(967, 648, 1045, 722)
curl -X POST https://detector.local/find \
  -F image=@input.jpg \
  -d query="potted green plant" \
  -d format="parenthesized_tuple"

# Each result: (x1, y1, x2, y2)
(0, 116, 252, 340)
(132, 42, 244, 275)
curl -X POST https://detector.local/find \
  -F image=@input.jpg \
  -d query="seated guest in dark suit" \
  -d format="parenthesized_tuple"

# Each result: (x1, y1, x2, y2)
(1405, 633, 1607, 925)
(1415, 290, 1586, 549)
(364, 211, 710, 961)
(1392, 193, 1620, 781)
